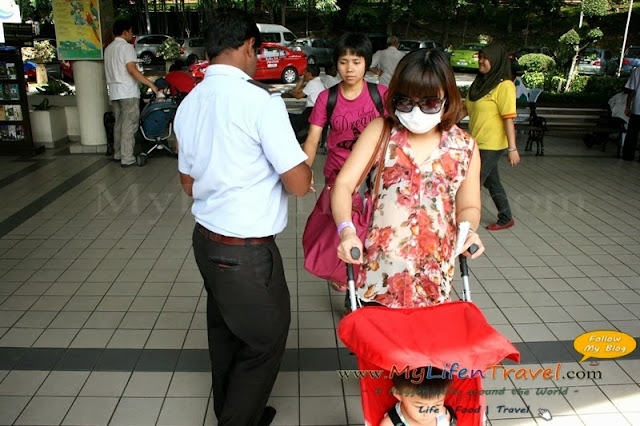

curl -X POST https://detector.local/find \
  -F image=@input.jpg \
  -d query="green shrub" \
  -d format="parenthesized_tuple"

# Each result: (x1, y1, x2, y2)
(518, 53, 556, 73)
(457, 85, 469, 99)
(569, 75, 590, 93)
(522, 72, 546, 89)
(156, 37, 181, 61)
(537, 91, 607, 107)
(583, 75, 626, 98)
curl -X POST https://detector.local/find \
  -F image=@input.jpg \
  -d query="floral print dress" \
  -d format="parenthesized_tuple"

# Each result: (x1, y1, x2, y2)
(356, 125, 476, 308)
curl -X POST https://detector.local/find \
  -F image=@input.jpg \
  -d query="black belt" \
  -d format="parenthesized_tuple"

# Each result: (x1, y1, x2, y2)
(196, 224, 273, 246)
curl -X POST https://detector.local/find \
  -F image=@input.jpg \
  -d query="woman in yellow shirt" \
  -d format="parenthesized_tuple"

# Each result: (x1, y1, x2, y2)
(465, 44, 520, 230)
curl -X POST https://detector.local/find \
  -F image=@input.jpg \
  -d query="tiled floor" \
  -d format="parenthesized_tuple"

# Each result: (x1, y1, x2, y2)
(0, 133, 639, 425)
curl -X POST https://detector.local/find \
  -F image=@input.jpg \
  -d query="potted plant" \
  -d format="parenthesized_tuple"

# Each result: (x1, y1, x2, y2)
(156, 37, 182, 72)
(21, 40, 56, 84)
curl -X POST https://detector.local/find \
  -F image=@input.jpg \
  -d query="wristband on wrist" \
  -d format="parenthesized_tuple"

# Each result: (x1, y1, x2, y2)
(508, 147, 518, 152)
(337, 221, 356, 236)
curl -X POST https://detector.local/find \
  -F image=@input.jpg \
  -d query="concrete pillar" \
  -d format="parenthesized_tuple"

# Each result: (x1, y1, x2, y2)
(74, 61, 110, 146)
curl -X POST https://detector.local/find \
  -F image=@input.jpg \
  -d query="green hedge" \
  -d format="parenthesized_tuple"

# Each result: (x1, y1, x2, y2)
(518, 53, 556, 73)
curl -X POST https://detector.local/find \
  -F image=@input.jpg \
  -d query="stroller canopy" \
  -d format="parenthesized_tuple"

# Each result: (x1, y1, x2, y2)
(338, 301, 520, 426)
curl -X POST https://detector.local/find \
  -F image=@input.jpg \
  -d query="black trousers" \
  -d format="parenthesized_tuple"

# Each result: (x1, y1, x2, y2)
(480, 149, 513, 225)
(288, 107, 313, 139)
(192, 226, 290, 426)
(622, 114, 640, 161)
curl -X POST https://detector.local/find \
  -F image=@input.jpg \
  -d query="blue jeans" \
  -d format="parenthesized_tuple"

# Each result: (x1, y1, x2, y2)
(480, 149, 512, 225)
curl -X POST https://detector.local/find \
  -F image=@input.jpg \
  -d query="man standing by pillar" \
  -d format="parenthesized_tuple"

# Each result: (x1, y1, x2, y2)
(623, 65, 640, 161)
(175, 8, 311, 426)
(104, 18, 158, 167)
(369, 35, 405, 87)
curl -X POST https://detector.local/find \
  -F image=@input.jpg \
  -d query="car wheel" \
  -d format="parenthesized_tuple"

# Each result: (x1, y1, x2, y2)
(307, 55, 316, 65)
(141, 52, 153, 65)
(282, 67, 298, 84)
(187, 54, 198, 65)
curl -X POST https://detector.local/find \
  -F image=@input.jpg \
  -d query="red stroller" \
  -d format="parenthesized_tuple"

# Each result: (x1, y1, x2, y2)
(338, 249, 520, 426)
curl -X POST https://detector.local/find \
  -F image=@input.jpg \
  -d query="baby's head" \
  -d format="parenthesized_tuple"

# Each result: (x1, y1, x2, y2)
(391, 367, 451, 425)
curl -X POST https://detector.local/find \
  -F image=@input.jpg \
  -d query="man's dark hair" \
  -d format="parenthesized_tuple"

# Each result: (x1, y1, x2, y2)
(325, 64, 337, 77)
(306, 64, 320, 77)
(204, 8, 261, 60)
(112, 18, 132, 37)
(333, 33, 373, 69)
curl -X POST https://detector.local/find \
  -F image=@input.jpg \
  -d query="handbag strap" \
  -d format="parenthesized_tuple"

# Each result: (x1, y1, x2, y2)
(354, 118, 391, 191)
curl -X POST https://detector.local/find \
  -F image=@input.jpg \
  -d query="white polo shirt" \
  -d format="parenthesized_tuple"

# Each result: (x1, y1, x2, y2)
(104, 37, 139, 101)
(371, 46, 406, 87)
(175, 64, 308, 238)
(303, 76, 325, 108)
(625, 66, 640, 115)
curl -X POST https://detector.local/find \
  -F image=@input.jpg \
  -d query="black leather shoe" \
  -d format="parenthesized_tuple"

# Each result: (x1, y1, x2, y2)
(121, 163, 135, 168)
(257, 406, 276, 426)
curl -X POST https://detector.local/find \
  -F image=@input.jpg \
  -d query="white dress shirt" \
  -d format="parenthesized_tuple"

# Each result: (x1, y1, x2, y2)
(104, 37, 139, 100)
(175, 64, 308, 238)
(625, 66, 640, 116)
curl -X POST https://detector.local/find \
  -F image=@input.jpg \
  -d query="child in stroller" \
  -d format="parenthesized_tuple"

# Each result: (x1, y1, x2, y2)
(135, 78, 179, 166)
(381, 366, 456, 426)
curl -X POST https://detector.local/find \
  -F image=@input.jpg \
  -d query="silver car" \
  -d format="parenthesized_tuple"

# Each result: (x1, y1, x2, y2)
(399, 39, 450, 59)
(134, 34, 170, 65)
(577, 48, 616, 76)
(291, 38, 333, 66)
(178, 37, 206, 65)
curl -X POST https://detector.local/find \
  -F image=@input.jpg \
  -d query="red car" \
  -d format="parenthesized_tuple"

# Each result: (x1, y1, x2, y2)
(189, 42, 307, 84)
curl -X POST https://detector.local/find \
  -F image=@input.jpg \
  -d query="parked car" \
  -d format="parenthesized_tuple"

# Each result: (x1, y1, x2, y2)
(622, 45, 640, 72)
(291, 38, 333, 66)
(134, 34, 171, 65)
(577, 48, 616, 76)
(398, 39, 450, 59)
(450, 44, 483, 71)
(366, 33, 388, 54)
(178, 37, 205, 65)
(509, 46, 554, 75)
(189, 42, 307, 84)
(256, 23, 297, 47)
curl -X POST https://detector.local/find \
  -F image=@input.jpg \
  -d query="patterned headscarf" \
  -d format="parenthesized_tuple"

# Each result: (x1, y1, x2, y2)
(468, 44, 512, 102)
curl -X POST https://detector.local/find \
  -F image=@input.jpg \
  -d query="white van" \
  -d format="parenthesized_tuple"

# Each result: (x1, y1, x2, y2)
(256, 24, 297, 47)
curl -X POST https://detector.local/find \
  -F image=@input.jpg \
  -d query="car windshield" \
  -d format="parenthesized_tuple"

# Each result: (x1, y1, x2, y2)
(460, 44, 479, 50)
(626, 47, 640, 58)
(580, 49, 599, 60)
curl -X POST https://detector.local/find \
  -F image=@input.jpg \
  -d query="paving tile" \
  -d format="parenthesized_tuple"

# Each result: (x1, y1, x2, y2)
(11, 311, 56, 330)
(0, 370, 49, 395)
(70, 329, 115, 348)
(14, 396, 74, 425)
(61, 396, 119, 425)
(109, 397, 163, 426)
(0, 327, 43, 347)
(0, 396, 30, 425)
(123, 371, 172, 397)
(563, 386, 618, 414)
(299, 396, 346, 425)
(167, 372, 211, 397)
(84, 311, 125, 328)
(79, 371, 131, 397)
(156, 397, 208, 426)
(37, 371, 90, 396)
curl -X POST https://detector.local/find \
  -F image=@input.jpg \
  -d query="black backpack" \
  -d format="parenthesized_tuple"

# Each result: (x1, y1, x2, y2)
(325, 81, 385, 122)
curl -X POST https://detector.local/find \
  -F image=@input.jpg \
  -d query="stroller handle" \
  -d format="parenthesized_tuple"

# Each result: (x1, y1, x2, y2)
(459, 244, 478, 302)
(346, 247, 361, 312)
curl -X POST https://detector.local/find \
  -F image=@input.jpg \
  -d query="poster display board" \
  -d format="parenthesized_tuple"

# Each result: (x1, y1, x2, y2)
(0, 50, 40, 156)
(52, 0, 103, 60)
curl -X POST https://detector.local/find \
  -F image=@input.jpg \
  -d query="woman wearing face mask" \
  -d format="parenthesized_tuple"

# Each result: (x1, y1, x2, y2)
(331, 49, 484, 308)
(465, 44, 520, 231)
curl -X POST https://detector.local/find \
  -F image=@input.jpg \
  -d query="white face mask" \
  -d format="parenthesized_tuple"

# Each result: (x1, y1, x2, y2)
(396, 106, 441, 134)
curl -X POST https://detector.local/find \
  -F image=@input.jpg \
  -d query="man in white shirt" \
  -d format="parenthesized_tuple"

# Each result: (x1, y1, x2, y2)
(104, 19, 158, 167)
(175, 8, 311, 426)
(289, 64, 324, 139)
(623, 66, 640, 161)
(369, 35, 406, 87)
(321, 63, 341, 88)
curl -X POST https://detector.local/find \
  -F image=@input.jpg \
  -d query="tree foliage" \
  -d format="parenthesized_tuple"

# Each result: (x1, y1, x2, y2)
(582, 0, 611, 17)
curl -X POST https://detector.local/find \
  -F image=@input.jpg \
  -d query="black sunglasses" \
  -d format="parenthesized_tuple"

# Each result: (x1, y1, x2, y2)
(393, 96, 446, 114)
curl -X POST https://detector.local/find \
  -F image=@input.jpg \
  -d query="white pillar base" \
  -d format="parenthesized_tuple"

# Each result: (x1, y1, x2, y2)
(74, 61, 110, 146)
